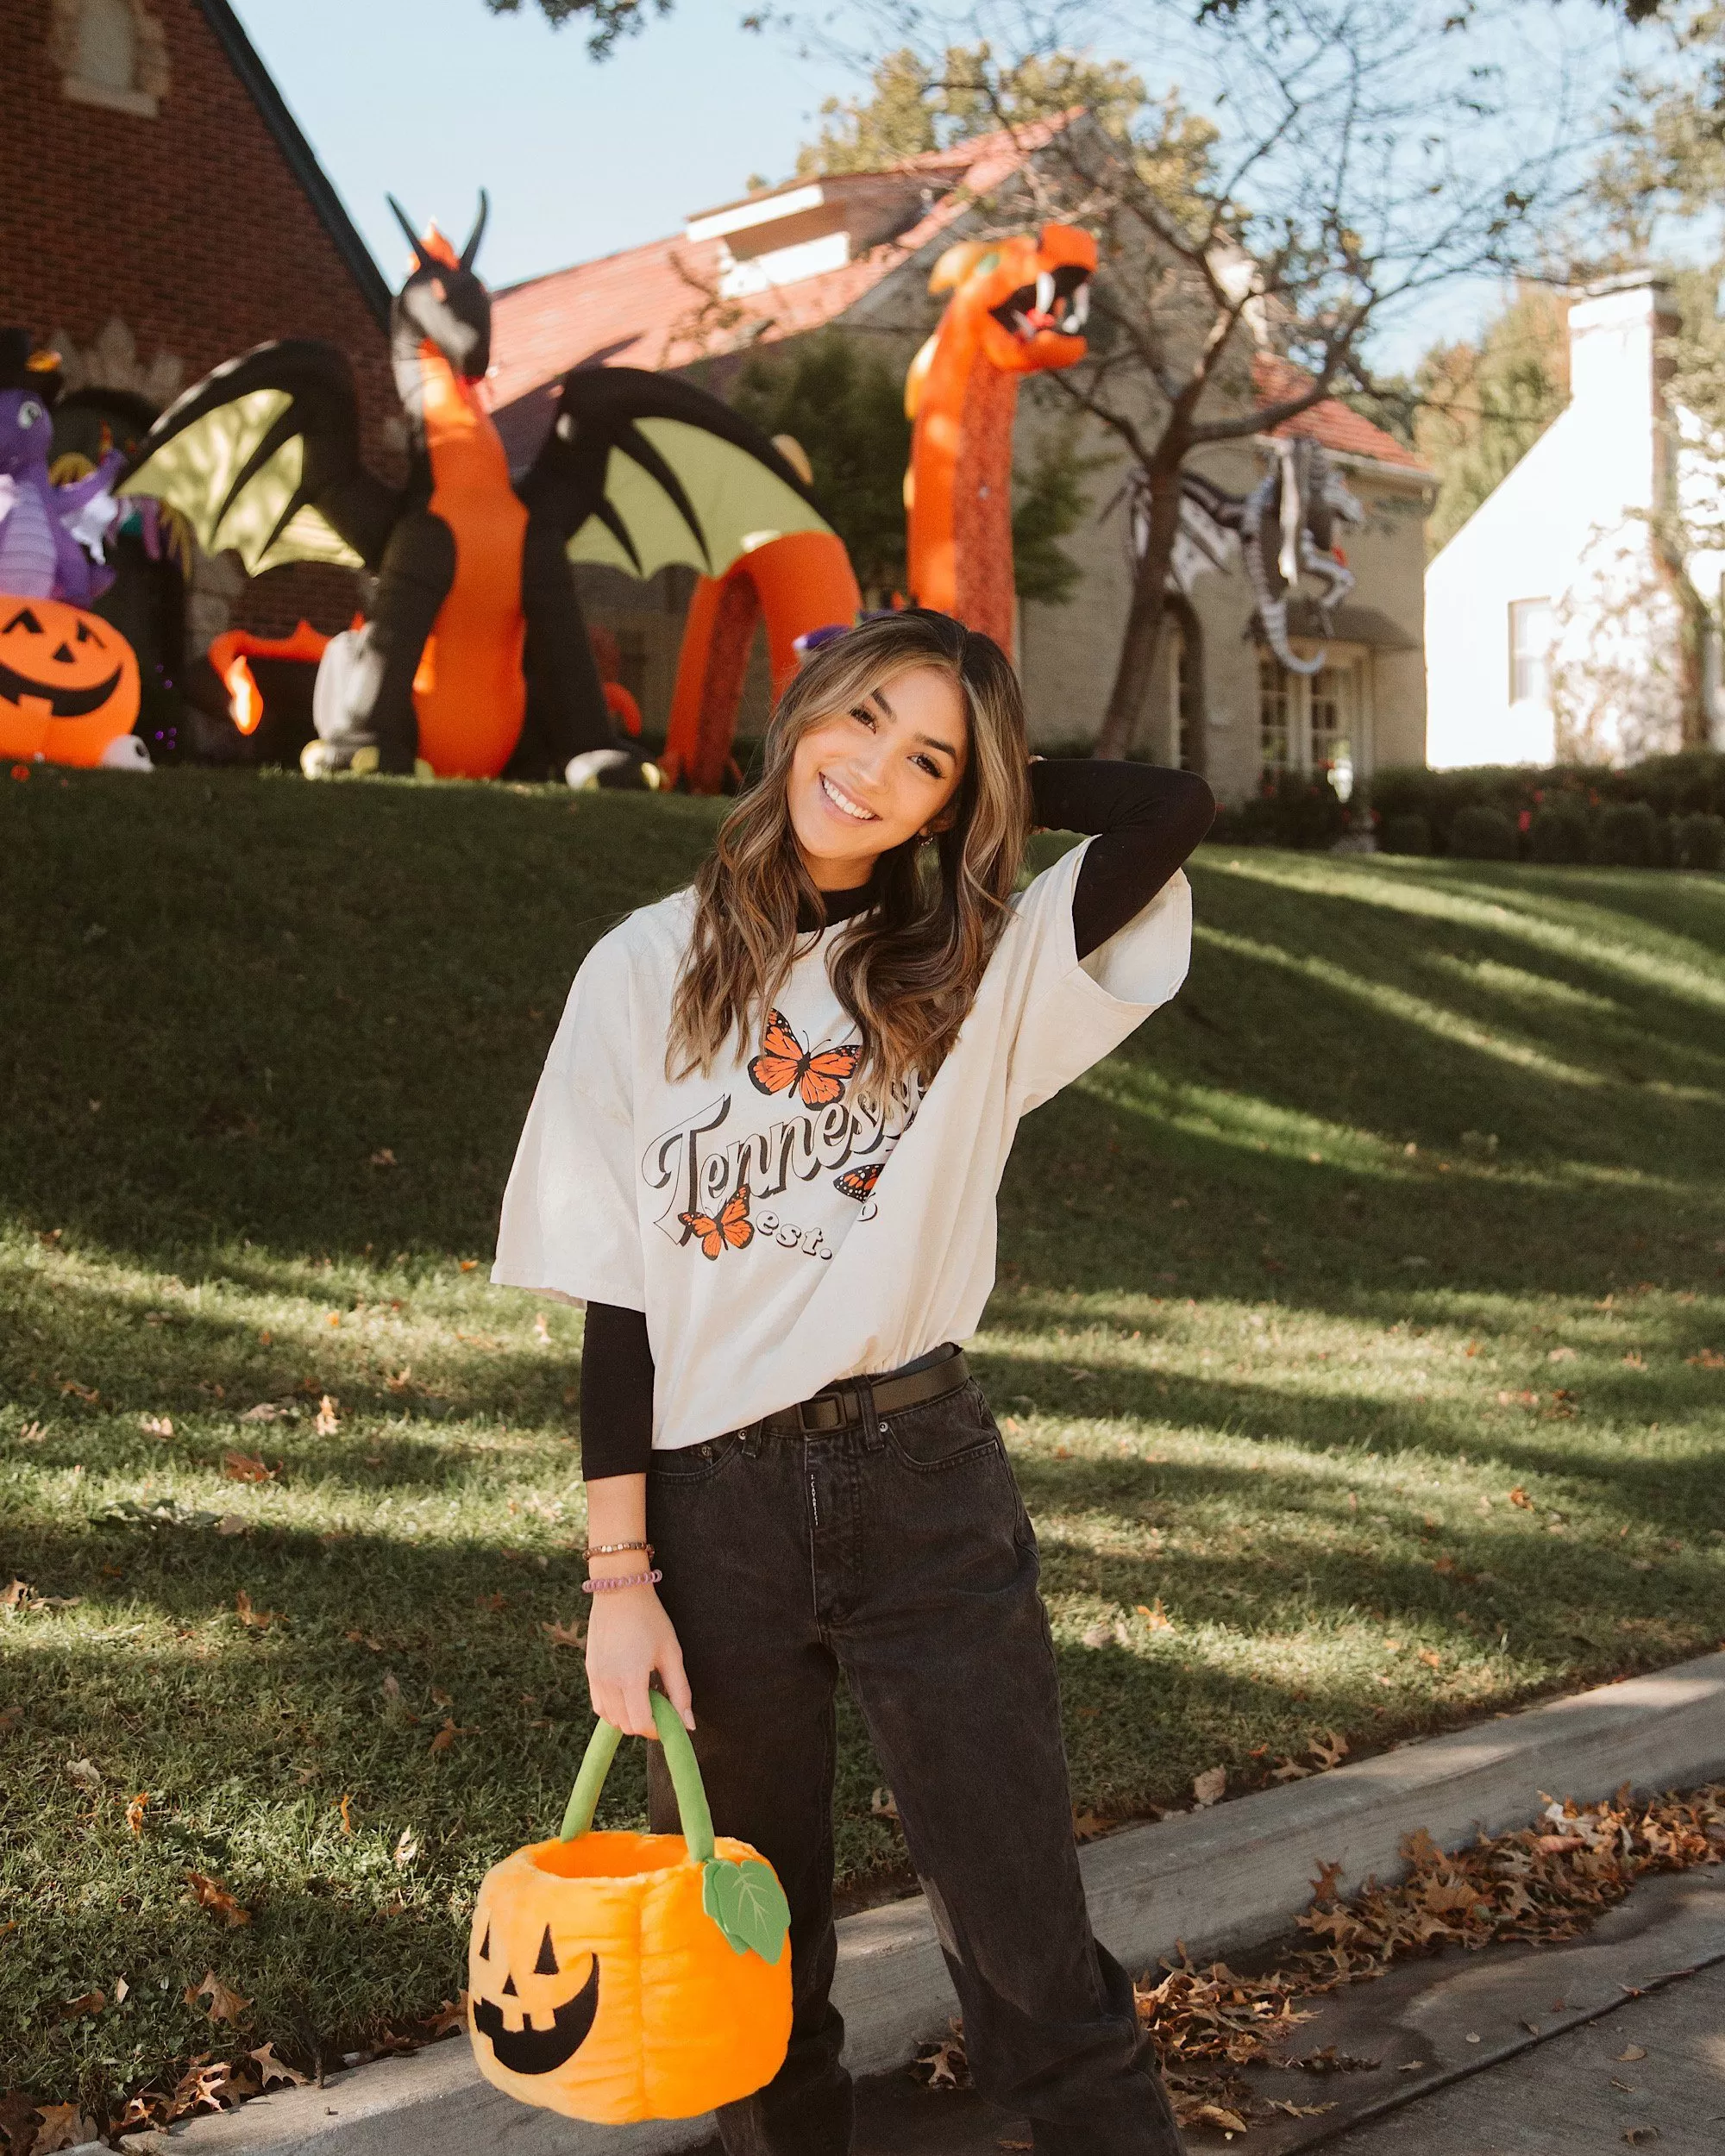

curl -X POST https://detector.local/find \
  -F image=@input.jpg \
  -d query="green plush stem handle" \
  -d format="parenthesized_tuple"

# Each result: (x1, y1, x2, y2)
(557, 1693, 715, 1864)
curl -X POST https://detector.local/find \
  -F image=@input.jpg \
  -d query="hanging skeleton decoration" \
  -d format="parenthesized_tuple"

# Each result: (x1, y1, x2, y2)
(1132, 439, 1364, 675)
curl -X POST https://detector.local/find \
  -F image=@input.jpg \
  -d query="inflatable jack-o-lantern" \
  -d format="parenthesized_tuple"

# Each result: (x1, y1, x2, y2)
(467, 1692, 793, 2122)
(0, 595, 141, 767)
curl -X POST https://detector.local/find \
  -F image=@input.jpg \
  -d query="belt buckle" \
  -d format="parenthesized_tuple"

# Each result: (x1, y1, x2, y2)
(800, 1387, 852, 1433)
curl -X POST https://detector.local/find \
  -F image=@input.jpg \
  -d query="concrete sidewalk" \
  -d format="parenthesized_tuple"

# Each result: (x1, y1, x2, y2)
(1327, 1954, 1725, 2154)
(122, 1651, 1725, 2154)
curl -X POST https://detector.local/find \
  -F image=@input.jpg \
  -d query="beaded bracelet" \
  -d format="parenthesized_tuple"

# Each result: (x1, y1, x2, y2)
(585, 1539, 654, 1558)
(581, 1567, 663, 1595)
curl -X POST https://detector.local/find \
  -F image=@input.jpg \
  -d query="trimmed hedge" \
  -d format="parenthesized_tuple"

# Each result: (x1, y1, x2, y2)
(1208, 769, 1357, 851)
(1367, 750, 1725, 862)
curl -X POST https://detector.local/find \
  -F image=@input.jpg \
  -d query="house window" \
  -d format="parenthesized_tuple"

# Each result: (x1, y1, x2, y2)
(52, 0, 170, 116)
(78, 0, 136, 89)
(1309, 666, 1354, 799)
(1261, 655, 1363, 793)
(1509, 598, 1552, 707)
(1258, 653, 1292, 771)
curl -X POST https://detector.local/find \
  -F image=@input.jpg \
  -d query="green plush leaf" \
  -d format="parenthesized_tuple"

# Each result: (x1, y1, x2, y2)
(702, 1857, 791, 1964)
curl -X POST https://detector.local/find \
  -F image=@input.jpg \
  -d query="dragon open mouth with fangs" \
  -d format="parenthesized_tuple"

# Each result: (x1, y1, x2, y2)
(989, 264, 1094, 344)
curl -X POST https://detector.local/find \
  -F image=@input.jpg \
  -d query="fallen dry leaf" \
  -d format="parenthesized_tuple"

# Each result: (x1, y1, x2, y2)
(184, 1969, 252, 2025)
(125, 1790, 148, 1835)
(235, 1589, 283, 1632)
(393, 1827, 421, 1868)
(185, 1870, 251, 1927)
(915, 2019, 969, 2090)
(1616, 2044, 1648, 2062)
(429, 1716, 477, 1753)
(222, 1450, 273, 1483)
(166, 2054, 246, 2120)
(1137, 1598, 1175, 1631)
(870, 1786, 900, 1821)
(139, 1413, 173, 1438)
(1684, 1349, 1725, 1369)
(386, 1366, 414, 1393)
(1192, 1765, 1226, 1808)
(59, 1381, 98, 1405)
(114, 1977, 129, 2004)
(1622, 2130, 1659, 2146)
(1417, 1647, 1443, 1669)
(248, 2042, 309, 2089)
(421, 1993, 467, 2038)
(57, 1990, 105, 2019)
(1509, 1485, 1535, 1508)
(65, 1756, 103, 1793)
(1310, 1732, 1350, 1771)
(370, 1148, 398, 1169)
(338, 1793, 354, 1834)
(1072, 1808, 1110, 1842)
(542, 1617, 585, 1649)
(216, 1513, 248, 1536)
(31, 2102, 98, 2151)
(313, 1394, 341, 1437)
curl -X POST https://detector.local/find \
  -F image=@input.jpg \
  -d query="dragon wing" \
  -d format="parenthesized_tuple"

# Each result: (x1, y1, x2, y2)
(118, 341, 400, 575)
(520, 365, 833, 580)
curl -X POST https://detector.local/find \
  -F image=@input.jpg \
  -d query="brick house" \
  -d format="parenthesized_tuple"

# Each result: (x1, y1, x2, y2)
(0, 0, 394, 663)
(488, 128, 1433, 798)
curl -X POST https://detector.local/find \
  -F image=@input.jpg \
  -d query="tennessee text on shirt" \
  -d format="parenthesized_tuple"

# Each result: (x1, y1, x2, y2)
(643, 1067, 923, 1260)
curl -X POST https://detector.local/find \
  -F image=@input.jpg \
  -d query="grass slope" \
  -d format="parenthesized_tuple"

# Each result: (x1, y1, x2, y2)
(3, 770, 1723, 2117)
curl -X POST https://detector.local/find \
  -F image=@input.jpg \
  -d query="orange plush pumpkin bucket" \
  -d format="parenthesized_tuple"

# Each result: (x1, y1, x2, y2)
(467, 1693, 793, 2122)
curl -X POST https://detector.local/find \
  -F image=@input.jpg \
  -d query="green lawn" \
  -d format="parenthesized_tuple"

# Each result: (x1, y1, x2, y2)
(3, 770, 1724, 2121)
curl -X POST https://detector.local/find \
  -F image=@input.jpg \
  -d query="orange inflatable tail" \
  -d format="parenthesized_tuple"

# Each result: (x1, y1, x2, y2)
(661, 532, 860, 793)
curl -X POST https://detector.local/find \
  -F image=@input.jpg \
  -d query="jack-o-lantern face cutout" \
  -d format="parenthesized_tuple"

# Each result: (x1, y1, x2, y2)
(0, 596, 141, 766)
(0, 604, 124, 716)
(470, 1917, 599, 2076)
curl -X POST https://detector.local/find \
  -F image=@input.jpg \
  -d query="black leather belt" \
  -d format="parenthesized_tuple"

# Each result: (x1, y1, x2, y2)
(758, 1345, 969, 1437)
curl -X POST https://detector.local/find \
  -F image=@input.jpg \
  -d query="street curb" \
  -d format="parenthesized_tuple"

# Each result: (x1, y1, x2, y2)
(128, 1651, 1725, 2155)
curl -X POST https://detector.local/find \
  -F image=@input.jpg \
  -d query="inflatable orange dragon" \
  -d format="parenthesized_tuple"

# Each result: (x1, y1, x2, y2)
(662, 224, 1096, 790)
(903, 224, 1096, 649)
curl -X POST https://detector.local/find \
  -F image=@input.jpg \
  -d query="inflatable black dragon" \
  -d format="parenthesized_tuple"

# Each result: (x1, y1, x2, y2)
(121, 194, 833, 781)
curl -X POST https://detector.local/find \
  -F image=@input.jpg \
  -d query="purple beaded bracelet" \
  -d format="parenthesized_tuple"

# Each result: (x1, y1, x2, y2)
(581, 1567, 663, 1595)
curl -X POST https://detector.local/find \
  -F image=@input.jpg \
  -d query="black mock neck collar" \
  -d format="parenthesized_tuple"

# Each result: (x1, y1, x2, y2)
(797, 874, 879, 932)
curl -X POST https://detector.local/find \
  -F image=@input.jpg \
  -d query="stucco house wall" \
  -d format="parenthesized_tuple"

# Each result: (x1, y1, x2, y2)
(1425, 274, 1702, 768)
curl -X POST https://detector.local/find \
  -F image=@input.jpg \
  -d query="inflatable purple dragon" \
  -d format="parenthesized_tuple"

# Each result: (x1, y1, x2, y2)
(0, 330, 123, 605)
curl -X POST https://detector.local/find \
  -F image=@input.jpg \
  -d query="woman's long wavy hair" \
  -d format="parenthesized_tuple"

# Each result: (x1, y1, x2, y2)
(668, 610, 1032, 1100)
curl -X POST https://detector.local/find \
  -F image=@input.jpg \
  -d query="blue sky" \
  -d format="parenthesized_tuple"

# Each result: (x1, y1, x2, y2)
(232, 0, 865, 293)
(234, 0, 1639, 358)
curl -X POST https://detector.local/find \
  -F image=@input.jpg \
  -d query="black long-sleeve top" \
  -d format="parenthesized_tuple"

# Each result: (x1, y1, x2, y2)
(578, 759, 1214, 1480)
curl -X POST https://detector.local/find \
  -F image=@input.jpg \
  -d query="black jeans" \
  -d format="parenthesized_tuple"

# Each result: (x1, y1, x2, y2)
(645, 1373, 1183, 2156)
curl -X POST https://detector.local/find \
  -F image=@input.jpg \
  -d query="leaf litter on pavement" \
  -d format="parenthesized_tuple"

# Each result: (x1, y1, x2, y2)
(914, 1783, 1725, 2137)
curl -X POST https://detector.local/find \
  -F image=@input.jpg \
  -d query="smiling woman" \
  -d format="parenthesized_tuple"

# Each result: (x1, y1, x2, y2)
(492, 606, 1214, 2147)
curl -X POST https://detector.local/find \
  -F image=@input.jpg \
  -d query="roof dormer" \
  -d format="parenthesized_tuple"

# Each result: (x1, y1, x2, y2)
(685, 172, 937, 298)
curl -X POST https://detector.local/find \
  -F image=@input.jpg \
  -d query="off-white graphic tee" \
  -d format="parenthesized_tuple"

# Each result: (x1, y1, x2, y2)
(492, 842, 1191, 1451)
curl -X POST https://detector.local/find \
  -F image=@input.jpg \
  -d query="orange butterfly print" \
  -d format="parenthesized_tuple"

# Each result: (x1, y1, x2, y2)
(680, 1181, 755, 1260)
(834, 1160, 884, 1202)
(749, 1007, 860, 1110)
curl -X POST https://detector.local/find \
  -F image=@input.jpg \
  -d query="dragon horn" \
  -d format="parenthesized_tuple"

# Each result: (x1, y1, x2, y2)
(460, 191, 490, 273)
(386, 194, 425, 266)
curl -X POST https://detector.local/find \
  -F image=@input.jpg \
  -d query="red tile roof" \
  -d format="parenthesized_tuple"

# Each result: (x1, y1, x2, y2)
(1253, 352, 1429, 473)
(485, 135, 1430, 485)
(486, 122, 1059, 421)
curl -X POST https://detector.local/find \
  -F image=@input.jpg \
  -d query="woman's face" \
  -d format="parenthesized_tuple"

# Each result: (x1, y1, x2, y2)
(786, 664, 969, 890)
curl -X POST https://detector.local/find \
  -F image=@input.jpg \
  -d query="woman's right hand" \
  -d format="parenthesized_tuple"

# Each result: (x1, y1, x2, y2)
(585, 1583, 694, 1739)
